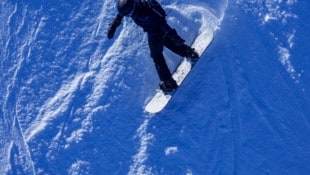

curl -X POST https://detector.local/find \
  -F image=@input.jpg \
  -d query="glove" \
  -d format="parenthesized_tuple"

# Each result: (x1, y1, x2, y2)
(164, 29, 185, 46)
(107, 24, 117, 39)
(107, 15, 123, 39)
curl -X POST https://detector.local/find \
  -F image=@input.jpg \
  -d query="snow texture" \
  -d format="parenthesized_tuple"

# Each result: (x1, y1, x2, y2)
(1, 0, 309, 174)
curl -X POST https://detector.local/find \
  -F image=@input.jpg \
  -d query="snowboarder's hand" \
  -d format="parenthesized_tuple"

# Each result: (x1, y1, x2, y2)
(107, 14, 123, 39)
(107, 24, 117, 39)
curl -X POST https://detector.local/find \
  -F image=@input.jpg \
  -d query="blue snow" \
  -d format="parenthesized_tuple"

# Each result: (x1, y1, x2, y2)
(1, 0, 309, 174)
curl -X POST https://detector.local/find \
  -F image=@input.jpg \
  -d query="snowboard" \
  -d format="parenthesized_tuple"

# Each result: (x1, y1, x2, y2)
(145, 28, 214, 113)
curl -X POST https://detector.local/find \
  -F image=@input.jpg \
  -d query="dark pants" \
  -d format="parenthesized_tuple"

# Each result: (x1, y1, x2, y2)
(147, 30, 189, 81)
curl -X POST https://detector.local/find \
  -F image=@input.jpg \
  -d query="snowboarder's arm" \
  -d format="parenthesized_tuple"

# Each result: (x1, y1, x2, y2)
(107, 14, 123, 39)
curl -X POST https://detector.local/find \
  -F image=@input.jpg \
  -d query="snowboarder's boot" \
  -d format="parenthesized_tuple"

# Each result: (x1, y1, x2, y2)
(159, 78, 178, 92)
(185, 47, 199, 61)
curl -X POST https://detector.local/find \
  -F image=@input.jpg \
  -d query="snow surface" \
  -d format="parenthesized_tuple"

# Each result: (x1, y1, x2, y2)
(1, 0, 309, 174)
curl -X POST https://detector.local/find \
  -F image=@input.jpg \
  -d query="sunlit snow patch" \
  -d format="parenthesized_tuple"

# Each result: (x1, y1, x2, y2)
(165, 147, 178, 156)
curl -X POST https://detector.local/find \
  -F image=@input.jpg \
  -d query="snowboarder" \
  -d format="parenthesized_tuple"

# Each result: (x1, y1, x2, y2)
(107, 0, 199, 92)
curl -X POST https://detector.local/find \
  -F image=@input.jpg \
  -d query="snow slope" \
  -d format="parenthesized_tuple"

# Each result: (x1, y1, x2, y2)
(1, 0, 309, 174)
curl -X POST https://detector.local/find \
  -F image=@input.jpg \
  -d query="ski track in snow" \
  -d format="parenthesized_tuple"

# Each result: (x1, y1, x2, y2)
(1, 3, 37, 174)
(236, 0, 300, 83)
(1, 0, 118, 173)
(3, 0, 147, 173)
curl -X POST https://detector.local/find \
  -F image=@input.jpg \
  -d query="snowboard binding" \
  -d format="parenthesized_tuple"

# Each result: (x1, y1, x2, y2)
(159, 79, 178, 92)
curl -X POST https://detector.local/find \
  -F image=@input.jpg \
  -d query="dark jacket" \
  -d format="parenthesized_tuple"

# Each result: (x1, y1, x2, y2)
(114, 0, 172, 34)
(129, 0, 171, 33)
(108, 0, 183, 44)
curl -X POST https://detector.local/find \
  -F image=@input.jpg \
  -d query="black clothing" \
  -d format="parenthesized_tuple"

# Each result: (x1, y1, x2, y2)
(130, 0, 167, 32)
(109, 0, 196, 83)
(147, 29, 191, 81)
(159, 79, 178, 92)
(117, 0, 136, 16)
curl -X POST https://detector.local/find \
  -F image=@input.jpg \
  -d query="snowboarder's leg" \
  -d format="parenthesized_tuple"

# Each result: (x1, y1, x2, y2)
(148, 33, 171, 81)
(164, 36, 199, 61)
(148, 32, 177, 91)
